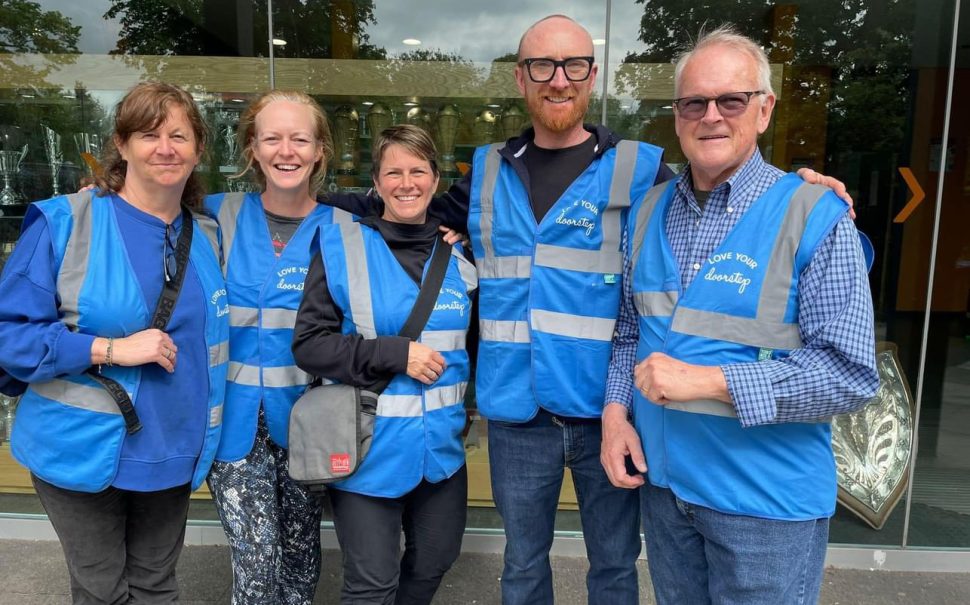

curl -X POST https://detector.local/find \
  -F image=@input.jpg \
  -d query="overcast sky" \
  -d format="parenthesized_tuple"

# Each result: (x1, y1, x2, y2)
(33, 0, 653, 103)
(37, 1, 650, 64)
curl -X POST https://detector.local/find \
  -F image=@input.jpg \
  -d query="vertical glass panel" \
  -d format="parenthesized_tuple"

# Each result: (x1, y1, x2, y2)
(906, 0, 970, 548)
(607, 0, 959, 548)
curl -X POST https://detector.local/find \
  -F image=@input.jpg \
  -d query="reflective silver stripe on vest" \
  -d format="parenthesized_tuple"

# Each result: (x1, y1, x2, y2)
(31, 379, 122, 416)
(478, 143, 505, 260)
(210, 404, 223, 427)
(377, 382, 466, 417)
(601, 139, 639, 260)
(757, 183, 829, 325)
(634, 291, 678, 317)
(421, 330, 466, 352)
(630, 183, 668, 275)
(451, 246, 478, 292)
(228, 362, 311, 388)
(534, 244, 622, 275)
(261, 308, 298, 329)
(217, 193, 246, 266)
(668, 397, 824, 423)
(339, 223, 378, 339)
(229, 306, 300, 331)
(209, 340, 229, 366)
(671, 307, 802, 351)
(477, 256, 531, 279)
(480, 319, 530, 343)
(667, 399, 737, 418)
(229, 305, 258, 328)
(193, 211, 222, 266)
(58, 192, 95, 328)
(669, 183, 830, 351)
(531, 309, 616, 342)
(332, 207, 355, 223)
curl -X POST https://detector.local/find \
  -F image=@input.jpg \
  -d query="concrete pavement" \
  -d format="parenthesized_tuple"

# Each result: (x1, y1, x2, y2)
(3, 539, 970, 604)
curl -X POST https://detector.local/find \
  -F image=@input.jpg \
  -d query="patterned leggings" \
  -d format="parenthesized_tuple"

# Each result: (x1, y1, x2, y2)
(208, 412, 324, 605)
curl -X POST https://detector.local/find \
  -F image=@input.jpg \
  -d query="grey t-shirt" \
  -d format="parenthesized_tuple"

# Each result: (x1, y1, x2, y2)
(264, 209, 304, 256)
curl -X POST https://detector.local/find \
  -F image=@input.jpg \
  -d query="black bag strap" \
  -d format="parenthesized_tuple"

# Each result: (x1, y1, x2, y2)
(398, 235, 451, 340)
(87, 206, 194, 434)
(151, 206, 194, 329)
(367, 235, 452, 395)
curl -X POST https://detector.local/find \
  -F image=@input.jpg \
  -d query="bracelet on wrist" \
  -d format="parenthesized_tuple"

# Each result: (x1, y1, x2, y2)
(105, 337, 114, 367)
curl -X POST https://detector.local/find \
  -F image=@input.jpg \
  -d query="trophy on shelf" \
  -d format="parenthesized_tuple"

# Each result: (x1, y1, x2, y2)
(42, 124, 64, 197)
(73, 132, 103, 185)
(434, 104, 461, 177)
(225, 177, 255, 193)
(332, 105, 360, 175)
(0, 144, 27, 207)
(501, 103, 527, 141)
(405, 106, 431, 133)
(0, 393, 16, 445)
(473, 108, 498, 146)
(216, 109, 241, 175)
(366, 103, 392, 141)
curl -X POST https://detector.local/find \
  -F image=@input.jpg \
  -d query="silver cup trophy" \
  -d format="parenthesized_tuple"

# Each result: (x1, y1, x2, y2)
(405, 106, 432, 133)
(0, 394, 16, 445)
(366, 103, 392, 142)
(332, 106, 360, 175)
(216, 109, 241, 175)
(42, 124, 64, 197)
(434, 104, 461, 177)
(501, 104, 527, 141)
(0, 144, 28, 207)
(473, 108, 498, 146)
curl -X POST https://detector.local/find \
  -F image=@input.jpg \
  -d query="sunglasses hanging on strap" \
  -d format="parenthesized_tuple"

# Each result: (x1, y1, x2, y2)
(86, 206, 195, 434)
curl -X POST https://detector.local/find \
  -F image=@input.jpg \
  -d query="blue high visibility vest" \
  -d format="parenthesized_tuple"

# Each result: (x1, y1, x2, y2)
(206, 192, 354, 461)
(317, 221, 477, 498)
(12, 191, 229, 492)
(468, 140, 663, 421)
(630, 174, 849, 520)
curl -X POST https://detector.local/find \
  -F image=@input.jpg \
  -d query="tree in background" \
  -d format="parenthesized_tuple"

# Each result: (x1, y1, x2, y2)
(617, 0, 914, 161)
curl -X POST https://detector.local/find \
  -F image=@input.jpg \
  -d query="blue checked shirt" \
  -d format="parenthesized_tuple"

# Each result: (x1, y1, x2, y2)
(606, 151, 879, 427)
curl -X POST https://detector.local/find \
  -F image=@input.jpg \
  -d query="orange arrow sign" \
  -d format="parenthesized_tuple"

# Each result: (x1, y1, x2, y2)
(893, 167, 925, 223)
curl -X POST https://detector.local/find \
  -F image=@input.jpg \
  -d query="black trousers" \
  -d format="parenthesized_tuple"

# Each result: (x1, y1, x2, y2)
(32, 474, 191, 605)
(328, 465, 468, 605)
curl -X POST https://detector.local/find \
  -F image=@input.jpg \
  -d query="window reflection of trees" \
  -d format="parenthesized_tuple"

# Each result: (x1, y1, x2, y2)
(617, 0, 914, 163)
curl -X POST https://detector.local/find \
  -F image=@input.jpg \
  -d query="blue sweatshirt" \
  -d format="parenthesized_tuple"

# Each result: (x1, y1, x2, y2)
(0, 194, 209, 491)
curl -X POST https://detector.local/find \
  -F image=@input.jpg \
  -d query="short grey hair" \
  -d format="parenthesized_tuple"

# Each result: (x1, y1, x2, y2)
(673, 24, 773, 97)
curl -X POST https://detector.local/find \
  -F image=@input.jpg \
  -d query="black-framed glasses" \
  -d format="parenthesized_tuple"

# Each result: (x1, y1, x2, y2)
(518, 56, 594, 83)
(163, 222, 178, 283)
(672, 91, 765, 120)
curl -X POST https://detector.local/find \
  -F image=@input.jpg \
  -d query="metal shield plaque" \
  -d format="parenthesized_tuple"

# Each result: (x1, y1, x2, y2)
(833, 342, 914, 530)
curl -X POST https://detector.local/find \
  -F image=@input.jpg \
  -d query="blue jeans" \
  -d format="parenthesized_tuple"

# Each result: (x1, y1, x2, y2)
(488, 409, 641, 605)
(641, 482, 828, 605)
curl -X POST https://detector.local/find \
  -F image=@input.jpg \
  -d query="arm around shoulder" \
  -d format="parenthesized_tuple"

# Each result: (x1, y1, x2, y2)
(292, 252, 408, 388)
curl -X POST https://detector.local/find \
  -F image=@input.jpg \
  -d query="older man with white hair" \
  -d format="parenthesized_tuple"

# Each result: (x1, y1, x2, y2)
(601, 25, 879, 604)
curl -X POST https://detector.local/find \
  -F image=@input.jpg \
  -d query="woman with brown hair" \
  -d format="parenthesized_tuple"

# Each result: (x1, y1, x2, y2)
(0, 81, 229, 604)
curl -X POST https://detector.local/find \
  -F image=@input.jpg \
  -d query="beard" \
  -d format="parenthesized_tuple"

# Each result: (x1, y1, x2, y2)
(525, 88, 590, 133)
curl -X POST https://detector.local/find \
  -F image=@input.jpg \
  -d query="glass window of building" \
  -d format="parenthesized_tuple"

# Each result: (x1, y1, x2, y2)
(1, 0, 968, 555)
